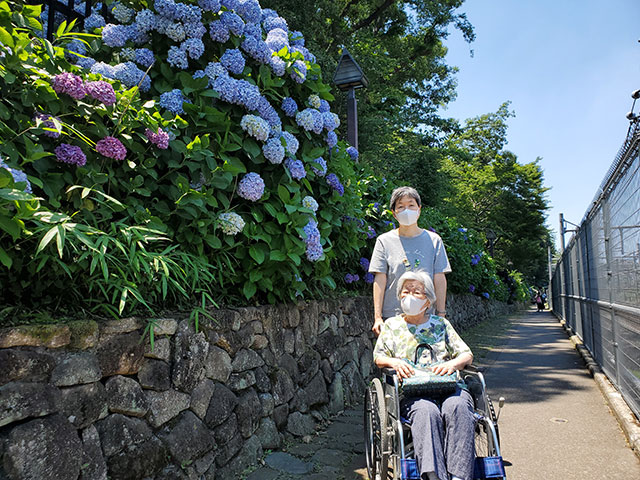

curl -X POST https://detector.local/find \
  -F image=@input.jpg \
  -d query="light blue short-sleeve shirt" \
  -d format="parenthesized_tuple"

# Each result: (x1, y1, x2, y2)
(369, 229, 451, 319)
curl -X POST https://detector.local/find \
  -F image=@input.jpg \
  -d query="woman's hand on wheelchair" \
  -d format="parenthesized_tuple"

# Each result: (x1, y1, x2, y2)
(390, 358, 415, 379)
(430, 361, 457, 376)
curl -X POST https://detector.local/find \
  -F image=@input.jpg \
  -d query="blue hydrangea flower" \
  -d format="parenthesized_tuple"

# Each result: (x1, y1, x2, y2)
(302, 196, 319, 213)
(306, 241, 323, 262)
(135, 9, 155, 32)
(482, 292, 490, 299)
(76, 57, 97, 69)
(494, 279, 500, 285)
(469, 284, 476, 293)
(290, 30, 304, 46)
(286, 158, 306, 180)
(177, 3, 202, 24)
(326, 173, 344, 196)
(91, 61, 116, 78)
(325, 131, 338, 148)
(182, 38, 204, 59)
(310, 157, 327, 177)
(269, 56, 286, 76)
(281, 97, 298, 117)
(166, 22, 186, 42)
(154, 16, 172, 34)
(205, 61, 227, 82)
(184, 21, 207, 38)
(322, 111, 338, 131)
(221, 0, 239, 9)
(346, 146, 359, 160)
(366, 226, 376, 239)
(295, 108, 314, 131)
(120, 47, 135, 61)
(291, 60, 307, 84)
(265, 28, 288, 51)
(240, 114, 270, 141)
(261, 8, 278, 21)
(102, 24, 129, 47)
(263, 15, 288, 32)
(199, 0, 221, 12)
(471, 253, 482, 266)
(213, 75, 239, 103)
(193, 69, 206, 79)
(307, 94, 321, 109)
(310, 109, 324, 134)
(218, 212, 245, 235)
(159, 89, 189, 114)
(241, 35, 271, 63)
(364, 272, 375, 284)
(0, 157, 32, 193)
(360, 257, 370, 271)
(236, 80, 261, 110)
(238, 172, 265, 201)
(318, 99, 330, 113)
(256, 97, 281, 129)
(221, 11, 245, 36)
(280, 131, 298, 156)
(155, 0, 180, 20)
(344, 273, 360, 284)
(209, 20, 230, 42)
(236, 0, 262, 24)
(135, 48, 155, 68)
(220, 48, 245, 75)
(302, 219, 320, 244)
(112, 61, 151, 90)
(112, 3, 134, 23)
(167, 45, 188, 69)
(262, 137, 285, 164)
(125, 24, 150, 46)
(85, 13, 106, 30)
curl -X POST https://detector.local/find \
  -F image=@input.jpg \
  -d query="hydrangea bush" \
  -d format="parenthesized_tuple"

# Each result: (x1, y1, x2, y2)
(0, 0, 368, 313)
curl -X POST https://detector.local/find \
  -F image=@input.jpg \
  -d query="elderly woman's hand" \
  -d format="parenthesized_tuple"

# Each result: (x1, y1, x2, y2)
(430, 361, 457, 376)
(389, 358, 415, 379)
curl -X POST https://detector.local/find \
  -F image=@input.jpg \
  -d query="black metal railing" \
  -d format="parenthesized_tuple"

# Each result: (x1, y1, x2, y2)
(27, 0, 108, 39)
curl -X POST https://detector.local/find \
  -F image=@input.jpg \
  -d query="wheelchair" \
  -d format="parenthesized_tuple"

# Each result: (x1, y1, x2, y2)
(364, 363, 506, 480)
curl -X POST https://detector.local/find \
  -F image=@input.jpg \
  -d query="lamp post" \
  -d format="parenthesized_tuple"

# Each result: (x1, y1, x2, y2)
(333, 49, 368, 154)
(485, 229, 497, 257)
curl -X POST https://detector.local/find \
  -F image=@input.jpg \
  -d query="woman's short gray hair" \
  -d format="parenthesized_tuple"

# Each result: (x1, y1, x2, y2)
(389, 186, 422, 211)
(396, 271, 436, 304)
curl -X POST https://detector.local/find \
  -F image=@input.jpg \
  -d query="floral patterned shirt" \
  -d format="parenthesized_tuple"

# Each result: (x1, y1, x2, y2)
(373, 314, 472, 366)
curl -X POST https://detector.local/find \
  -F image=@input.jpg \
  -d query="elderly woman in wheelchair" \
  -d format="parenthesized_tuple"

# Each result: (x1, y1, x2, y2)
(366, 271, 505, 480)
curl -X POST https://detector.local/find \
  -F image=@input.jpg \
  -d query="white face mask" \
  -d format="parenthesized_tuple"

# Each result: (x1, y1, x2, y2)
(396, 208, 420, 226)
(401, 294, 428, 316)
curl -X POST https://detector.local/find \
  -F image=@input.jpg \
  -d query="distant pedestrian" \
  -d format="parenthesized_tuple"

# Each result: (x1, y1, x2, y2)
(535, 291, 544, 311)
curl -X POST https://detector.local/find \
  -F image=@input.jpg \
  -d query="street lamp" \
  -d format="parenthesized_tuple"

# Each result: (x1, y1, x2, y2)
(333, 49, 368, 153)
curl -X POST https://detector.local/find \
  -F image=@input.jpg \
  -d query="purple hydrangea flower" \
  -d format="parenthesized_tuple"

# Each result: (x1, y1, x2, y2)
(281, 97, 298, 117)
(326, 173, 344, 196)
(145, 128, 170, 149)
(469, 284, 476, 293)
(52, 72, 86, 99)
(360, 257, 370, 271)
(345, 273, 360, 284)
(262, 137, 285, 164)
(34, 112, 61, 138)
(220, 48, 245, 74)
(102, 24, 129, 47)
(310, 157, 327, 177)
(85, 81, 116, 106)
(238, 172, 265, 201)
(55, 143, 86, 166)
(286, 158, 306, 180)
(346, 146, 359, 160)
(96, 136, 127, 160)
(364, 272, 375, 284)
(159, 89, 189, 114)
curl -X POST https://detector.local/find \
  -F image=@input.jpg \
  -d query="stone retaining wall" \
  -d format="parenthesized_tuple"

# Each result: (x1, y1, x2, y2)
(0, 294, 517, 479)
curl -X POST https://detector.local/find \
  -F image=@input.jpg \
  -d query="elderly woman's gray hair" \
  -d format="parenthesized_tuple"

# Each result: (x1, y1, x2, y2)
(389, 186, 422, 211)
(396, 271, 436, 304)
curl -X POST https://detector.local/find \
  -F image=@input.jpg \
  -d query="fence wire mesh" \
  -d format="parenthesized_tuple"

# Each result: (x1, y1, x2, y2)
(552, 119, 640, 421)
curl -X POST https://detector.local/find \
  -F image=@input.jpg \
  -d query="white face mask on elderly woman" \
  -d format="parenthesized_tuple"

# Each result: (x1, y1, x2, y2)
(396, 208, 420, 226)
(401, 294, 428, 316)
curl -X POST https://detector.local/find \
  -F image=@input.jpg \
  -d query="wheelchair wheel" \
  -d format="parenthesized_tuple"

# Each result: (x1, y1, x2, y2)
(364, 378, 389, 480)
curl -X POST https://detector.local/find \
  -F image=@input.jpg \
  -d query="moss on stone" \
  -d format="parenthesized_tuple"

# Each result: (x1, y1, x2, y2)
(68, 320, 99, 349)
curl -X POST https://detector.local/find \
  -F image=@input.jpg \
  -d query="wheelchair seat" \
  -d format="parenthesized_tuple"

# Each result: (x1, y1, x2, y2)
(364, 366, 506, 480)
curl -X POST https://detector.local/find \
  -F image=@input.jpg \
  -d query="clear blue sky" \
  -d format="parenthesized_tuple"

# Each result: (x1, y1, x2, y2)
(439, 0, 640, 249)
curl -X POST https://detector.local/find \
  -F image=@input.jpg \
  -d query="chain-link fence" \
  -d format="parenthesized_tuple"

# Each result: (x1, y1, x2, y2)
(551, 117, 640, 421)
(29, 0, 640, 426)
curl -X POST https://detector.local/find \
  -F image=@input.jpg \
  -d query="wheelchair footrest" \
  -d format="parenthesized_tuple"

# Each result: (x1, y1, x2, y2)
(400, 459, 421, 480)
(474, 456, 506, 479)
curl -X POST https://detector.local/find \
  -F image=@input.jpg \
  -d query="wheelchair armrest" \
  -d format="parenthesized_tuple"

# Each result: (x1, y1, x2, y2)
(462, 364, 486, 374)
(382, 367, 398, 377)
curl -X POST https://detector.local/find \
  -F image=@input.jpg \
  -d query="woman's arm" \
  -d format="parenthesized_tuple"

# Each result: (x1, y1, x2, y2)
(434, 272, 447, 316)
(374, 355, 415, 379)
(372, 272, 387, 335)
(430, 352, 473, 376)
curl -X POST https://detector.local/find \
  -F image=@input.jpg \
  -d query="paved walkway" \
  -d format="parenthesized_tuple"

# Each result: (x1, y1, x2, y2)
(247, 310, 640, 480)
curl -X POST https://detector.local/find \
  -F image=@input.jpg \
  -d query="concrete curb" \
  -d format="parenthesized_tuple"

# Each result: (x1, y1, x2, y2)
(557, 317, 640, 460)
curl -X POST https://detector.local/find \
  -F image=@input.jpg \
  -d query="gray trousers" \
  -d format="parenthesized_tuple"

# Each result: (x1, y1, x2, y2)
(401, 387, 475, 480)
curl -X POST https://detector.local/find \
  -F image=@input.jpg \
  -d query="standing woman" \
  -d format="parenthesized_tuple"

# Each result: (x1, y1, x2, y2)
(368, 187, 451, 335)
